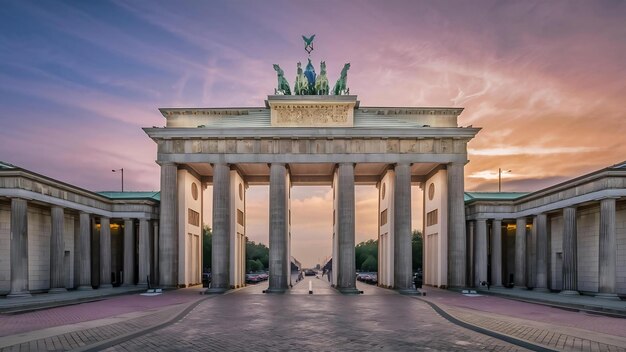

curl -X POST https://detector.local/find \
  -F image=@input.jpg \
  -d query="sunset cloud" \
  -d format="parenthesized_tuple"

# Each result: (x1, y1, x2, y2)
(1, 1, 624, 266)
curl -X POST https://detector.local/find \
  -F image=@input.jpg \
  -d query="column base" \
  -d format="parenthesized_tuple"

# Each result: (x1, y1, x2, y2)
(595, 292, 620, 300)
(136, 283, 148, 288)
(48, 287, 68, 294)
(77, 286, 93, 291)
(121, 283, 136, 288)
(98, 284, 113, 289)
(205, 287, 229, 294)
(264, 288, 287, 294)
(398, 288, 425, 296)
(336, 287, 361, 295)
(533, 287, 550, 293)
(559, 290, 579, 295)
(513, 285, 528, 290)
(7, 291, 32, 298)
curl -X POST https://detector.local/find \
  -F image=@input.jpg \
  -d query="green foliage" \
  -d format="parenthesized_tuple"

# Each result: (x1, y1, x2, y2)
(355, 239, 378, 271)
(412, 230, 423, 271)
(247, 259, 264, 272)
(361, 255, 377, 272)
(202, 226, 212, 272)
(246, 238, 269, 272)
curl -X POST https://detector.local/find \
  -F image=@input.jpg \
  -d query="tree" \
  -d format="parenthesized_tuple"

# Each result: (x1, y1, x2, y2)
(246, 238, 269, 272)
(361, 255, 377, 272)
(202, 226, 212, 272)
(412, 230, 423, 272)
(355, 239, 378, 271)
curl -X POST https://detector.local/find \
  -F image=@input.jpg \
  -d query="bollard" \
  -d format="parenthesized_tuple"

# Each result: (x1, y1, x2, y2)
(308, 280, 313, 294)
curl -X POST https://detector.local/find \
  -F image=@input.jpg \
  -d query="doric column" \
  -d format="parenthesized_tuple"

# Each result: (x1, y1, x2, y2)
(8, 198, 30, 298)
(597, 198, 618, 299)
(475, 219, 488, 287)
(561, 207, 579, 295)
(514, 217, 527, 288)
(535, 214, 549, 292)
(336, 163, 358, 294)
(99, 217, 112, 288)
(467, 221, 475, 287)
(122, 218, 135, 286)
(77, 212, 92, 290)
(137, 219, 150, 287)
(447, 162, 466, 288)
(152, 221, 159, 286)
(159, 162, 178, 288)
(49, 206, 67, 293)
(267, 163, 288, 293)
(207, 163, 231, 293)
(491, 219, 503, 287)
(394, 163, 413, 291)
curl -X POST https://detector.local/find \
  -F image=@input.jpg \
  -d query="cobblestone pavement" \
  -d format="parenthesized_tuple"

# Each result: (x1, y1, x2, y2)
(419, 288, 626, 352)
(103, 280, 527, 352)
(2, 280, 625, 351)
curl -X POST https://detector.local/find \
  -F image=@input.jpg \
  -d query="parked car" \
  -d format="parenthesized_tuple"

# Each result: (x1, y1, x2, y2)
(365, 273, 378, 284)
(246, 273, 262, 284)
(304, 269, 316, 276)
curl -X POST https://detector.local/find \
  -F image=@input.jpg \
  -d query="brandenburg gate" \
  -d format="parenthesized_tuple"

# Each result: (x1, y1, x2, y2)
(144, 94, 480, 293)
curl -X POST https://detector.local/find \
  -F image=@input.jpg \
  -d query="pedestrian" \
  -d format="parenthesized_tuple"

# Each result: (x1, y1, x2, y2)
(327, 269, 331, 282)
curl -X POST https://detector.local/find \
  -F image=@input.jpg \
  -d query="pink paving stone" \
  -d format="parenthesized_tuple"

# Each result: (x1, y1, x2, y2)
(421, 287, 626, 338)
(0, 288, 205, 337)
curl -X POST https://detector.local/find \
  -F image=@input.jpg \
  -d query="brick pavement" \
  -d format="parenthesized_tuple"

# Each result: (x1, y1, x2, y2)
(103, 280, 528, 352)
(1, 281, 624, 351)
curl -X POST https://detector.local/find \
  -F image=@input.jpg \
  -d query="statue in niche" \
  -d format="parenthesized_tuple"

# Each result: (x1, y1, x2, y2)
(294, 62, 309, 95)
(315, 61, 329, 95)
(273, 64, 291, 95)
(333, 63, 351, 95)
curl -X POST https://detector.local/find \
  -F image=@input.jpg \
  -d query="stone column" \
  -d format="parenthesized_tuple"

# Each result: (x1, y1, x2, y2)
(447, 162, 466, 288)
(159, 162, 178, 288)
(99, 217, 112, 289)
(561, 207, 579, 295)
(475, 219, 488, 287)
(535, 214, 549, 292)
(467, 221, 475, 287)
(336, 163, 358, 294)
(49, 206, 67, 293)
(122, 218, 135, 286)
(137, 219, 150, 287)
(491, 219, 503, 287)
(77, 212, 92, 290)
(394, 163, 413, 291)
(514, 217, 526, 289)
(597, 198, 618, 299)
(207, 163, 231, 293)
(152, 221, 159, 286)
(267, 163, 288, 293)
(8, 198, 30, 298)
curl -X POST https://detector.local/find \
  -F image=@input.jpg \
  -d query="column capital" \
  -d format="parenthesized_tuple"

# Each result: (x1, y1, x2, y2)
(157, 161, 177, 167)
(337, 162, 355, 167)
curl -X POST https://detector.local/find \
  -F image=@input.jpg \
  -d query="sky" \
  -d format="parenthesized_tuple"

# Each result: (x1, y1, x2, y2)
(1, 1, 625, 267)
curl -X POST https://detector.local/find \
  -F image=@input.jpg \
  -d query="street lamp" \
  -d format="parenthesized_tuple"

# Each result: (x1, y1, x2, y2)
(498, 168, 511, 192)
(112, 168, 124, 192)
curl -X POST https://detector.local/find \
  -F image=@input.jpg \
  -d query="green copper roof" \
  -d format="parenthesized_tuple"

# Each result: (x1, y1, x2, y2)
(464, 192, 529, 202)
(0, 161, 17, 170)
(98, 191, 160, 202)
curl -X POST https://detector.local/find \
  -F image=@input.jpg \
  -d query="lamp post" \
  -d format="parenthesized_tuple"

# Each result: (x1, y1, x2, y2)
(498, 168, 511, 192)
(112, 168, 124, 192)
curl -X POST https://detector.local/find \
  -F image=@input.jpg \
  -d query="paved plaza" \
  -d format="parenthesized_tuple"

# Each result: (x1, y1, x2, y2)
(1, 278, 625, 351)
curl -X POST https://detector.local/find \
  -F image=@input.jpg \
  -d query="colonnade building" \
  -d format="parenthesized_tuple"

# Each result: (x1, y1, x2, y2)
(464, 161, 626, 298)
(1, 95, 624, 300)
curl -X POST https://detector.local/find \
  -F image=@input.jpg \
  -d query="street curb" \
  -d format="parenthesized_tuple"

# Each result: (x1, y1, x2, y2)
(75, 295, 216, 352)
(409, 296, 557, 352)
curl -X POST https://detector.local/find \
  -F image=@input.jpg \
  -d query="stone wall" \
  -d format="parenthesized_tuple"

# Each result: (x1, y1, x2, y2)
(577, 206, 600, 293)
(27, 206, 51, 292)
